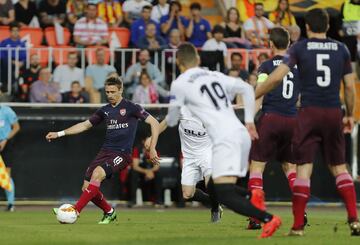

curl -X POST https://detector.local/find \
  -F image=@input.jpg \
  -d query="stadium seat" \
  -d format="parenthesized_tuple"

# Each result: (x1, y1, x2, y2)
(108, 27, 130, 48)
(86, 46, 111, 65)
(19, 27, 43, 47)
(29, 46, 50, 66)
(227, 48, 249, 70)
(52, 46, 78, 65)
(44, 27, 71, 46)
(0, 26, 10, 42)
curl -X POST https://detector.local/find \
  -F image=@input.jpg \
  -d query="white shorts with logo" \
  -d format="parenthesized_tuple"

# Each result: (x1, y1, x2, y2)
(211, 128, 251, 179)
(181, 154, 212, 186)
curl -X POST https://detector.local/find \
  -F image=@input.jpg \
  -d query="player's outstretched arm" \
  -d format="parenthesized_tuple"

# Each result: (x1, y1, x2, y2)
(144, 119, 168, 150)
(45, 120, 93, 142)
(255, 63, 289, 99)
(343, 73, 356, 133)
(145, 115, 161, 165)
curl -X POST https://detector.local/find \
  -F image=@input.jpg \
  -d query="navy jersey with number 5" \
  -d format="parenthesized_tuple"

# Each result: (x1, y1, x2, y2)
(283, 38, 352, 108)
(89, 99, 149, 153)
(259, 55, 299, 116)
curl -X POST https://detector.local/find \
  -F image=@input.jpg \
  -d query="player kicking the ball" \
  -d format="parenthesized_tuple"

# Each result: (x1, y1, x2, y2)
(165, 42, 282, 238)
(256, 8, 360, 236)
(46, 76, 160, 224)
(247, 27, 302, 230)
(145, 106, 222, 223)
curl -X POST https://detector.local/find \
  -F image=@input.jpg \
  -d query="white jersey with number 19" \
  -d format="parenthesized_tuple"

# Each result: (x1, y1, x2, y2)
(166, 67, 256, 178)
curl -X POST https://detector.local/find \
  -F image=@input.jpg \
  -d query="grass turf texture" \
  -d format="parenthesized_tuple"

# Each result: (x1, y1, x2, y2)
(0, 207, 358, 245)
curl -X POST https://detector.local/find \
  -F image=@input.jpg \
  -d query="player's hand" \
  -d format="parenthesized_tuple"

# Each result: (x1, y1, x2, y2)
(246, 123, 259, 140)
(145, 170, 155, 180)
(149, 148, 161, 166)
(343, 116, 354, 133)
(46, 132, 59, 142)
(0, 139, 7, 151)
(144, 137, 152, 151)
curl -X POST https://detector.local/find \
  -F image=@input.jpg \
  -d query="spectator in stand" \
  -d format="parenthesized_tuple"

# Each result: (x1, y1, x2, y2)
(73, 3, 109, 47)
(122, 0, 151, 26)
(18, 53, 41, 102)
(288, 24, 302, 44)
(53, 51, 84, 93)
(97, 0, 124, 28)
(132, 71, 159, 104)
(151, 0, 169, 23)
(243, 2, 274, 48)
(0, 22, 26, 93)
(62, 80, 89, 103)
(14, 0, 38, 27)
(0, 0, 15, 26)
(130, 5, 158, 47)
(160, 1, 187, 40)
(85, 47, 116, 103)
(202, 25, 228, 68)
(167, 28, 182, 48)
(228, 52, 249, 81)
(124, 49, 164, 96)
(66, 0, 86, 29)
(257, 52, 269, 65)
(185, 2, 211, 48)
(220, 7, 251, 48)
(38, 0, 66, 28)
(30, 68, 62, 103)
(137, 22, 167, 50)
(269, 0, 296, 27)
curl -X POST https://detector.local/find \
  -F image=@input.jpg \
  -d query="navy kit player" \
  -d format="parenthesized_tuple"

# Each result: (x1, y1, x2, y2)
(145, 106, 223, 222)
(46, 76, 160, 224)
(247, 27, 300, 229)
(256, 9, 360, 236)
(166, 43, 282, 238)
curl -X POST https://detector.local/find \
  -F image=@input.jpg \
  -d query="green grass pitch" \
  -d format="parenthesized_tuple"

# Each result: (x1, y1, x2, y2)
(0, 206, 358, 245)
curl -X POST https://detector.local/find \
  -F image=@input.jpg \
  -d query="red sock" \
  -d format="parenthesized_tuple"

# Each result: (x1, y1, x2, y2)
(336, 173, 358, 222)
(248, 172, 263, 191)
(75, 181, 100, 213)
(92, 191, 112, 213)
(292, 178, 310, 230)
(286, 171, 296, 192)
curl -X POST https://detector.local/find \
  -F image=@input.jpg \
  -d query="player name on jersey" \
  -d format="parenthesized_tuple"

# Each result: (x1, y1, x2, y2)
(307, 42, 338, 50)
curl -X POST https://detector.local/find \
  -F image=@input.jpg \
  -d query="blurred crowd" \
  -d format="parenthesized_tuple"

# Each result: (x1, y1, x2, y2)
(0, 0, 359, 104)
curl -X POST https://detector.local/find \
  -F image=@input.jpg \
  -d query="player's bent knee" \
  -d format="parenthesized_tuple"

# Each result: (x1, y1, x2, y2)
(91, 166, 106, 182)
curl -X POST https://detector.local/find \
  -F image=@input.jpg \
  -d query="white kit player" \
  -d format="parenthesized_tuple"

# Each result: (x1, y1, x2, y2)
(164, 43, 282, 238)
(146, 106, 222, 222)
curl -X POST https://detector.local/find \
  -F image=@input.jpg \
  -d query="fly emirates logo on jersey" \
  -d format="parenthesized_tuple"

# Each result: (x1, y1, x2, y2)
(107, 119, 129, 130)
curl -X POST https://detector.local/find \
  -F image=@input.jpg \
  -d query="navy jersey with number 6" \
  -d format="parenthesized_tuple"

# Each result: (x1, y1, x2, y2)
(89, 99, 149, 153)
(259, 55, 299, 116)
(283, 38, 352, 108)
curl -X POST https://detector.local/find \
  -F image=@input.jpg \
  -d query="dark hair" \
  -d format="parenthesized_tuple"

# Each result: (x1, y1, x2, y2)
(190, 2, 201, 10)
(276, 0, 290, 12)
(226, 7, 240, 24)
(231, 52, 243, 60)
(104, 76, 123, 89)
(270, 27, 290, 50)
(258, 52, 269, 60)
(305, 8, 329, 33)
(140, 71, 151, 80)
(71, 81, 80, 86)
(142, 5, 152, 12)
(67, 51, 78, 57)
(170, 1, 182, 12)
(212, 25, 225, 35)
(255, 2, 264, 8)
(9, 21, 20, 30)
(177, 42, 198, 66)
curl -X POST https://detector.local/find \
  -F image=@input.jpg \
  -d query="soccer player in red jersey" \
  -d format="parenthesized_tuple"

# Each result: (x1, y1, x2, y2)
(256, 8, 360, 236)
(46, 76, 160, 224)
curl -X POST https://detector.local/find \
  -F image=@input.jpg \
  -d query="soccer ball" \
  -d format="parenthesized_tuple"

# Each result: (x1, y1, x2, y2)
(56, 204, 78, 224)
